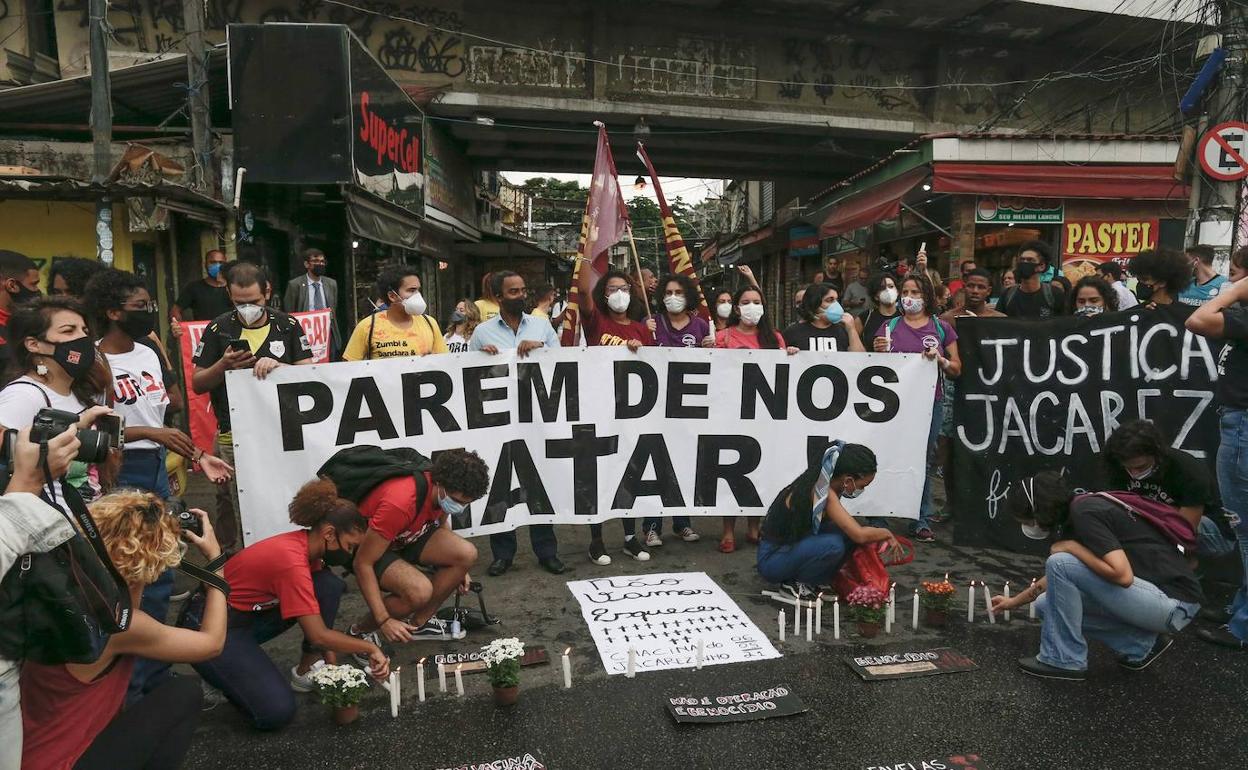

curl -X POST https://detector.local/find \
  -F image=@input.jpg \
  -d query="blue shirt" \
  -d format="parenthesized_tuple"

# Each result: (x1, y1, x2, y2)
(1179, 275, 1228, 307)
(468, 313, 561, 351)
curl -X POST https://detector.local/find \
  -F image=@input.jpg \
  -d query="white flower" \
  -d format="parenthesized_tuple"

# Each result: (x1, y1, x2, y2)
(480, 637, 525, 666)
(308, 664, 368, 691)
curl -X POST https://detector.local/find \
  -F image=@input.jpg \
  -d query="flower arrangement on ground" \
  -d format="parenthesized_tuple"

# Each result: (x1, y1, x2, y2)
(920, 580, 957, 611)
(308, 664, 370, 724)
(845, 586, 888, 625)
(481, 638, 525, 705)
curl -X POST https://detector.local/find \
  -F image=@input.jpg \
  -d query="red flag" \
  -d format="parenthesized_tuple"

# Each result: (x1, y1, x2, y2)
(636, 142, 710, 322)
(561, 123, 629, 345)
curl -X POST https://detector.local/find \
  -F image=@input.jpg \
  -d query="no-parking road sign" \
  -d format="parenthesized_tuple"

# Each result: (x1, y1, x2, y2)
(1199, 121, 1248, 181)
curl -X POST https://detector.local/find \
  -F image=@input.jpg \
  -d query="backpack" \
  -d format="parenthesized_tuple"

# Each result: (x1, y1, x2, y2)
(998, 282, 1057, 316)
(317, 445, 432, 512)
(886, 315, 948, 346)
(1076, 492, 1197, 551)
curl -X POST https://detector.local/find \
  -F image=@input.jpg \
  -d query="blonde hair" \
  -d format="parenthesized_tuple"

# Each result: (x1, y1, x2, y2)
(457, 297, 481, 339)
(88, 490, 181, 586)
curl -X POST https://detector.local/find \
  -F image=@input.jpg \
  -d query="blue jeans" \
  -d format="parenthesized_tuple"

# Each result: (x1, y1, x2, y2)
(757, 533, 849, 586)
(490, 525, 558, 561)
(119, 447, 173, 702)
(1217, 409, 1248, 642)
(911, 397, 943, 532)
(1197, 515, 1237, 558)
(642, 516, 693, 537)
(1035, 552, 1199, 670)
(186, 569, 345, 730)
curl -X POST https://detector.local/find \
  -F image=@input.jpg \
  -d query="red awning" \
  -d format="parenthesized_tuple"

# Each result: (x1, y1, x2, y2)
(819, 167, 928, 238)
(930, 163, 1188, 200)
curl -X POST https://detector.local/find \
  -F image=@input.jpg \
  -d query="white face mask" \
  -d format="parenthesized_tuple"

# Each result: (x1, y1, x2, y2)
(1127, 463, 1156, 481)
(900, 295, 925, 315)
(716, 302, 733, 319)
(1020, 522, 1051, 540)
(607, 289, 631, 313)
(878, 287, 898, 305)
(842, 480, 864, 499)
(401, 291, 427, 316)
(739, 303, 764, 325)
(235, 303, 265, 326)
(663, 295, 687, 314)
(1075, 305, 1104, 317)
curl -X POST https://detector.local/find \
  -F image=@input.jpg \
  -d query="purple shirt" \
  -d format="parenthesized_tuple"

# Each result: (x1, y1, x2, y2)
(654, 314, 711, 348)
(875, 316, 957, 400)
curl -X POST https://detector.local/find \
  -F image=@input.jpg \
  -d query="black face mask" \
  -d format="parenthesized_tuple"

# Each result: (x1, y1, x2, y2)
(449, 310, 466, 325)
(1135, 282, 1155, 303)
(118, 309, 157, 340)
(9, 283, 40, 305)
(41, 335, 96, 380)
(1015, 262, 1038, 280)
(501, 297, 526, 317)
(310, 264, 327, 277)
(322, 537, 354, 568)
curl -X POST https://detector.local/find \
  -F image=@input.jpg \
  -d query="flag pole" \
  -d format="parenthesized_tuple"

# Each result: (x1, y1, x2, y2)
(626, 225, 652, 318)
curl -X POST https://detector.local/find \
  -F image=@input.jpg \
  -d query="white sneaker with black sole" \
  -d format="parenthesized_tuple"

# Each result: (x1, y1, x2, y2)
(644, 530, 663, 548)
(781, 581, 817, 602)
(589, 541, 612, 566)
(623, 537, 651, 561)
(678, 527, 701, 542)
(290, 659, 327, 692)
(410, 616, 466, 641)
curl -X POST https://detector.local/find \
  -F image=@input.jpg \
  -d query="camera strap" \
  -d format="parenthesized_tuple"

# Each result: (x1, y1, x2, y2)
(176, 561, 230, 597)
(47, 481, 134, 633)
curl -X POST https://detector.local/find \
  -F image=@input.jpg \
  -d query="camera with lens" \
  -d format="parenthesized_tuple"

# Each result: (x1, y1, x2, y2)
(165, 497, 202, 538)
(30, 408, 111, 464)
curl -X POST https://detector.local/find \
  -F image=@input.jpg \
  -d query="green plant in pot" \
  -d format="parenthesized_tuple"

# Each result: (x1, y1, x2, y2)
(920, 579, 957, 627)
(481, 637, 525, 706)
(308, 664, 370, 725)
(845, 586, 888, 638)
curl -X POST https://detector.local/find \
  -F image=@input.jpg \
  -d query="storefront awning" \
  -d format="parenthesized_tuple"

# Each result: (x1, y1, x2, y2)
(819, 167, 928, 238)
(344, 190, 420, 250)
(930, 163, 1187, 200)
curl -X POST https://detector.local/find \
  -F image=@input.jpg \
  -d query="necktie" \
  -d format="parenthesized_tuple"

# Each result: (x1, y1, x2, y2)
(311, 281, 324, 311)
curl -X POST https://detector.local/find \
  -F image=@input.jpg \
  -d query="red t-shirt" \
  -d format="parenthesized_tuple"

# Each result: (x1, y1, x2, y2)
(224, 530, 322, 619)
(716, 326, 786, 349)
(21, 656, 135, 770)
(582, 308, 655, 347)
(360, 473, 439, 549)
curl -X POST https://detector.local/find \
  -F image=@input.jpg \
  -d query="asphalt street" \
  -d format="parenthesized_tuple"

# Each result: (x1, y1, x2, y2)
(179, 480, 1248, 770)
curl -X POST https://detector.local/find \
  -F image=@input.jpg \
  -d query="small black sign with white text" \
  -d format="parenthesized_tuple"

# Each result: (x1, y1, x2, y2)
(666, 685, 807, 724)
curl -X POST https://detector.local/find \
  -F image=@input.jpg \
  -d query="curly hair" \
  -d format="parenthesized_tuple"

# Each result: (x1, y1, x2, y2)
(1104, 419, 1167, 464)
(431, 448, 490, 500)
(50, 257, 106, 299)
(592, 270, 646, 320)
(289, 478, 367, 532)
(899, 271, 938, 317)
(657, 272, 704, 316)
(800, 282, 836, 321)
(1067, 276, 1118, 313)
(1128, 249, 1192, 296)
(89, 490, 181, 586)
(376, 265, 420, 302)
(866, 272, 897, 307)
(83, 267, 146, 338)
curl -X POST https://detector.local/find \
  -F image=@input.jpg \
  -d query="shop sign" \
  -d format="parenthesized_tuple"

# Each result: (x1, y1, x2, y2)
(1061, 218, 1158, 273)
(975, 196, 1064, 224)
(350, 40, 424, 215)
(788, 224, 819, 258)
(424, 121, 478, 230)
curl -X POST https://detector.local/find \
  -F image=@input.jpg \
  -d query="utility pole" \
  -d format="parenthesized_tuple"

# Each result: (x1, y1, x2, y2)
(88, 0, 113, 265)
(183, 0, 214, 193)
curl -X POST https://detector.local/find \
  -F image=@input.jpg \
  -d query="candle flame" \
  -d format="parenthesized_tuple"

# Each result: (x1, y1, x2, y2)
(418, 657, 427, 665)
(456, 664, 463, 672)
(564, 646, 572, 655)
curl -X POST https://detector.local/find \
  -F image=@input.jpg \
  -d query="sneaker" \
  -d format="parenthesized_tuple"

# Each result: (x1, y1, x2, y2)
(1196, 625, 1248, 650)
(929, 510, 953, 525)
(678, 527, 701, 542)
(781, 581, 817, 602)
(912, 527, 936, 542)
(410, 617, 466, 641)
(290, 659, 326, 692)
(623, 536, 651, 561)
(644, 530, 664, 548)
(1198, 606, 1232, 624)
(1118, 635, 1174, 671)
(589, 540, 612, 566)
(1017, 656, 1086, 681)
(349, 626, 382, 665)
(201, 680, 224, 712)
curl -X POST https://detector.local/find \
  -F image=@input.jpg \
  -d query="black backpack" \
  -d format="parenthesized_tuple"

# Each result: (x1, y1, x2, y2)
(318, 445, 432, 512)
(998, 282, 1057, 316)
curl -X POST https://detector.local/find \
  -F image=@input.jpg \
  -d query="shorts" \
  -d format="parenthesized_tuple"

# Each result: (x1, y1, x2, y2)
(938, 378, 955, 438)
(372, 523, 439, 582)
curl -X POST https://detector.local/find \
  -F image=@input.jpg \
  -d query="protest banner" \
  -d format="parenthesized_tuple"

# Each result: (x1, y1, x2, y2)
(433, 753, 546, 770)
(863, 755, 989, 770)
(665, 685, 807, 724)
(951, 305, 1220, 552)
(178, 309, 332, 454)
(846, 649, 978, 681)
(567, 571, 780, 675)
(227, 346, 937, 544)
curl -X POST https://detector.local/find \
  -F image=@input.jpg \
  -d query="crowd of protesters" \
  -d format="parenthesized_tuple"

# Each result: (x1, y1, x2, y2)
(0, 234, 1243, 766)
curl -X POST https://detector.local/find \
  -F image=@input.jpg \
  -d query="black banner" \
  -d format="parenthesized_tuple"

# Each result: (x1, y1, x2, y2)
(666, 685, 807, 724)
(846, 648, 978, 681)
(862, 754, 990, 770)
(952, 305, 1220, 553)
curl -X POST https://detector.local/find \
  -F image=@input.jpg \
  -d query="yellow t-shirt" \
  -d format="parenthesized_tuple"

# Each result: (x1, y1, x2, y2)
(475, 299, 500, 323)
(343, 312, 448, 360)
(531, 307, 548, 319)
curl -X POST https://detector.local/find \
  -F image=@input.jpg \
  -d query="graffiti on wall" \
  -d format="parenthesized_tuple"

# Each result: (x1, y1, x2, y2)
(467, 42, 586, 89)
(609, 36, 755, 100)
(775, 36, 923, 114)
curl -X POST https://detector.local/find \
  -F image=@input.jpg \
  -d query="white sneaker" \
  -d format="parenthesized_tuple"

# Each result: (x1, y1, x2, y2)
(290, 659, 326, 692)
(623, 537, 651, 562)
(678, 527, 701, 542)
(644, 530, 664, 548)
(589, 541, 612, 566)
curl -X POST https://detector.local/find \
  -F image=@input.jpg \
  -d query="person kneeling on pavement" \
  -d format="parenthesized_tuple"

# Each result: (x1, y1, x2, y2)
(757, 442, 901, 601)
(183, 479, 389, 730)
(349, 449, 488, 647)
(997, 471, 1201, 681)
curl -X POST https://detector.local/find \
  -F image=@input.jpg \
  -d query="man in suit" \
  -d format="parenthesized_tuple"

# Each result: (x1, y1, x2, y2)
(283, 247, 342, 358)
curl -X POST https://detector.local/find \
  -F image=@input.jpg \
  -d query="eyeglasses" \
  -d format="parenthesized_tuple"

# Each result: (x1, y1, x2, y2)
(605, 286, 630, 295)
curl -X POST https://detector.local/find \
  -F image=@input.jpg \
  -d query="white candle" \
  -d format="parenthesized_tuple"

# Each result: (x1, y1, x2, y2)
(562, 647, 573, 689)
(695, 639, 704, 669)
(982, 581, 995, 624)
(389, 670, 400, 718)
(888, 583, 896, 625)
(626, 646, 636, 678)
(1003, 582, 1012, 623)
(967, 582, 975, 623)
(884, 322, 892, 351)
(912, 589, 920, 629)
(437, 661, 447, 693)
(778, 609, 786, 642)
(1028, 578, 1037, 620)
(833, 597, 840, 640)
(805, 606, 813, 641)
(417, 658, 426, 702)
(454, 664, 464, 697)
(815, 593, 823, 634)
(885, 598, 892, 635)
(794, 599, 801, 636)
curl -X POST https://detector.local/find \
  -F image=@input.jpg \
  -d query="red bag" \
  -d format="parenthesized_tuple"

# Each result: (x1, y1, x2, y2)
(831, 537, 914, 598)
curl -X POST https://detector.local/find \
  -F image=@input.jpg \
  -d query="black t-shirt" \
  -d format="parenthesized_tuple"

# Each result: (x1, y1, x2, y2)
(1105, 447, 1219, 518)
(192, 309, 313, 431)
(860, 309, 899, 346)
(783, 321, 851, 352)
(1069, 496, 1203, 604)
(175, 279, 232, 322)
(998, 283, 1066, 319)
(1217, 305, 1248, 409)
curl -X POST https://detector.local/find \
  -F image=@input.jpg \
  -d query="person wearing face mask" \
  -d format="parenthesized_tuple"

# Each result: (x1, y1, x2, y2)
(712, 289, 735, 333)
(346, 449, 486, 647)
(171, 249, 230, 340)
(192, 262, 315, 550)
(873, 272, 961, 542)
(1104, 420, 1221, 535)
(782, 282, 866, 353)
(183, 479, 389, 731)
(443, 298, 481, 353)
(1127, 248, 1192, 309)
(283, 248, 342, 359)
(860, 272, 901, 346)
(1066, 276, 1119, 317)
(757, 442, 901, 601)
(0, 250, 41, 361)
(1096, 261, 1139, 310)
(343, 266, 447, 361)
(996, 241, 1066, 319)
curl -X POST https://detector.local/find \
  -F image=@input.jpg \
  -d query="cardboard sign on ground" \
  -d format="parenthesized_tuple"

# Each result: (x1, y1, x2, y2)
(433, 752, 546, 770)
(847, 648, 978, 681)
(431, 647, 549, 675)
(666, 685, 808, 724)
(862, 754, 990, 770)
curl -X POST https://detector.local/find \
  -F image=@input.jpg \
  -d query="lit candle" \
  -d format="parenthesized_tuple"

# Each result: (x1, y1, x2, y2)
(417, 658, 426, 702)
(1003, 582, 1012, 623)
(967, 582, 975, 623)
(562, 647, 573, 689)
(794, 599, 801, 636)
(888, 583, 896, 625)
(805, 605, 813, 641)
(438, 661, 447, 693)
(626, 646, 636, 678)
(1028, 578, 1037, 620)
(695, 639, 704, 669)
(833, 597, 840, 640)
(454, 664, 464, 697)
(389, 669, 400, 718)
(912, 588, 920, 630)
(778, 609, 786, 642)
(815, 593, 823, 634)
(885, 597, 892, 635)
